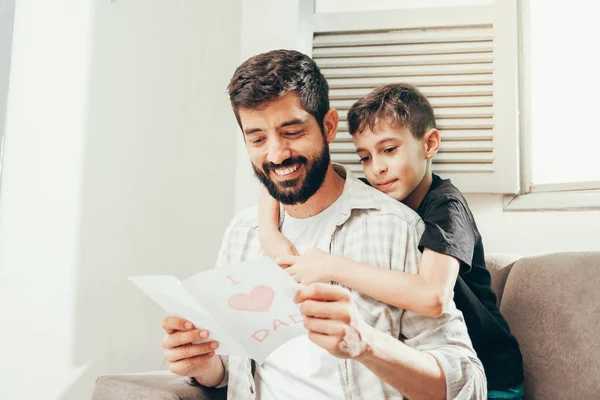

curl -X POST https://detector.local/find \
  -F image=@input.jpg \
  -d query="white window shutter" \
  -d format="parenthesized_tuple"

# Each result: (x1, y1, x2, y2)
(312, 0, 519, 194)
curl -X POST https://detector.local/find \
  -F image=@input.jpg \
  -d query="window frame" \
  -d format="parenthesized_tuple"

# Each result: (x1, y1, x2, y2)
(504, 0, 600, 211)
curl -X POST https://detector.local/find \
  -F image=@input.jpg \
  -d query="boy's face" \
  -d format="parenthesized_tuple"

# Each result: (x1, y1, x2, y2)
(353, 122, 428, 202)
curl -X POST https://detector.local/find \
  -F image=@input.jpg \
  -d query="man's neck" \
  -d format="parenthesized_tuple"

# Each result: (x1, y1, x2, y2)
(284, 164, 345, 219)
(402, 165, 433, 212)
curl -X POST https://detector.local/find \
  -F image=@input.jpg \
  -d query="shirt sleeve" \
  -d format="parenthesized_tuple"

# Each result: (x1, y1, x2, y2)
(395, 219, 487, 399)
(418, 197, 477, 273)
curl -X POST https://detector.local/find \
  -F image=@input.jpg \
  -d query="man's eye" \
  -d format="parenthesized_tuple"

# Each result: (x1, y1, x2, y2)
(383, 146, 397, 154)
(250, 137, 265, 144)
(284, 130, 302, 137)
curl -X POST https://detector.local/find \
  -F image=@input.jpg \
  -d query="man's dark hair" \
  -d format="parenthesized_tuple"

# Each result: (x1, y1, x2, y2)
(227, 49, 330, 131)
(347, 83, 436, 139)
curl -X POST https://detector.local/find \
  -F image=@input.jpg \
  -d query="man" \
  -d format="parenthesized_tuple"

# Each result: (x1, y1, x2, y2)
(161, 49, 486, 400)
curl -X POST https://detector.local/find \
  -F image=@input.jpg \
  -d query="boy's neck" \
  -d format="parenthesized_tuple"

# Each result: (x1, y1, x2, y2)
(402, 167, 433, 212)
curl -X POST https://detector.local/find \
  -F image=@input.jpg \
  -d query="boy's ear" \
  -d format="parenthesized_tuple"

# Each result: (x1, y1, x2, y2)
(322, 108, 339, 144)
(423, 129, 441, 160)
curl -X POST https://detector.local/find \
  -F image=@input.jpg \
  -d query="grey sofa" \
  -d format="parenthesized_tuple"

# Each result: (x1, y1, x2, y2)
(93, 252, 600, 400)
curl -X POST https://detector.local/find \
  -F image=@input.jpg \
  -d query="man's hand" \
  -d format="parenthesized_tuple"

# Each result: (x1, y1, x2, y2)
(161, 317, 224, 387)
(294, 283, 372, 359)
(276, 249, 339, 285)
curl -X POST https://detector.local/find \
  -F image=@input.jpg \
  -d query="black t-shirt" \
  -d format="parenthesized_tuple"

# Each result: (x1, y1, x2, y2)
(419, 174, 524, 390)
(361, 175, 524, 390)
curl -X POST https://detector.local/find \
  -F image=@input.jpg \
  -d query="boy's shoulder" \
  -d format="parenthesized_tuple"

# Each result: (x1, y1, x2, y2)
(420, 174, 473, 219)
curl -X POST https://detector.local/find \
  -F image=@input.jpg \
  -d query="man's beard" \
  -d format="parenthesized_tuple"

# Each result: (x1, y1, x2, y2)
(252, 144, 330, 205)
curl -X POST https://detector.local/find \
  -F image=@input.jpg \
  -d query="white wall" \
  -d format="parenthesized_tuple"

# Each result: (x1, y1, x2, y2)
(465, 194, 600, 255)
(0, 1, 241, 399)
(0, 0, 15, 172)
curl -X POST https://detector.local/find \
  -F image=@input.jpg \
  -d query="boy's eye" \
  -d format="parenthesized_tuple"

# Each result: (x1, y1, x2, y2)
(359, 156, 371, 163)
(383, 146, 397, 154)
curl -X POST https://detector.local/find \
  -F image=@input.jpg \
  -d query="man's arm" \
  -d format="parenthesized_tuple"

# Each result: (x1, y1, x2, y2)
(296, 283, 447, 400)
(385, 216, 486, 399)
(296, 215, 486, 399)
(357, 325, 447, 400)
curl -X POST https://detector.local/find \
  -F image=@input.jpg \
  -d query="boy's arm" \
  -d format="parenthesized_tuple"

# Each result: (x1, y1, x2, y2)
(329, 248, 459, 317)
(257, 187, 298, 258)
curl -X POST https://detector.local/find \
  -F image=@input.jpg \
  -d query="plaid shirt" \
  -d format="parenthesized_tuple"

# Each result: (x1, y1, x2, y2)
(197, 165, 486, 399)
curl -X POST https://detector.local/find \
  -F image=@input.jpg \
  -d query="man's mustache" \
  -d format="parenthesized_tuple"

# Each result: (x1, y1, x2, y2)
(263, 156, 308, 174)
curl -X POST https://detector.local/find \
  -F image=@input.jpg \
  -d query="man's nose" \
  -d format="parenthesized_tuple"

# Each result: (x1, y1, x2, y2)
(266, 137, 291, 165)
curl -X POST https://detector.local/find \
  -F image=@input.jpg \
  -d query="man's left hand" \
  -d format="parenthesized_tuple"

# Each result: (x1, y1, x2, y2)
(294, 283, 372, 359)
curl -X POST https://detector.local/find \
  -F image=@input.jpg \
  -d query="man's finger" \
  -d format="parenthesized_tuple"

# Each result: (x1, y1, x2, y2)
(307, 331, 338, 352)
(165, 341, 219, 362)
(162, 317, 194, 334)
(169, 352, 216, 376)
(303, 316, 346, 336)
(162, 329, 209, 349)
(301, 300, 351, 323)
(294, 282, 351, 303)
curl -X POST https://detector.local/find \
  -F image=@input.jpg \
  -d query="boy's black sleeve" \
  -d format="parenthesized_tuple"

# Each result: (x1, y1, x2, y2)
(418, 197, 476, 273)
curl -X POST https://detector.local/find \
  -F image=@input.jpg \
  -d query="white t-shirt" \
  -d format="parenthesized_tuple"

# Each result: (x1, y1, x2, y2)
(254, 196, 346, 400)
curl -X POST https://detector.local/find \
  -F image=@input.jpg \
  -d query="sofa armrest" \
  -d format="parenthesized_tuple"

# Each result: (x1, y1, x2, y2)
(92, 373, 227, 400)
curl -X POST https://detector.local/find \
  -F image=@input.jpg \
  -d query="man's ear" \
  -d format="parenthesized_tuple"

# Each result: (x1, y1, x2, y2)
(423, 129, 441, 160)
(322, 108, 339, 144)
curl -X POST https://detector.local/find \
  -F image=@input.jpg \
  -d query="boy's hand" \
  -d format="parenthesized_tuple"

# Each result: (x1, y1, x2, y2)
(259, 228, 299, 260)
(276, 248, 338, 285)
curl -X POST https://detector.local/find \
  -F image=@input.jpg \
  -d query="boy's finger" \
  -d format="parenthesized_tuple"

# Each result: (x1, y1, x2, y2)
(275, 255, 299, 266)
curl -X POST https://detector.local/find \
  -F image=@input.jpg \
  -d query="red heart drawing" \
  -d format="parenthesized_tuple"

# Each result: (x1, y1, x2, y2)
(228, 285, 274, 312)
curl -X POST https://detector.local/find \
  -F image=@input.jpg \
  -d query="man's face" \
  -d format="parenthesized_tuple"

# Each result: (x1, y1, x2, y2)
(353, 121, 428, 202)
(239, 92, 332, 205)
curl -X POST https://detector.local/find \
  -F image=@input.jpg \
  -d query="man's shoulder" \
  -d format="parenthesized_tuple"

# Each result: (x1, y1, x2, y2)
(357, 183, 422, 228)
(227, 206, 260, 230)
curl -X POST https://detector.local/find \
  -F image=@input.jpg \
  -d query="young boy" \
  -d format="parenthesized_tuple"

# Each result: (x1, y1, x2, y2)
(258, 83, 524, 399)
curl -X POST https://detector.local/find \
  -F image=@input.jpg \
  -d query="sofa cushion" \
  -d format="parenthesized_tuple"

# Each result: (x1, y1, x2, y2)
(485, 253, 521, 307)
(500, 252, 600, 400)
(92, 374, 226, 400)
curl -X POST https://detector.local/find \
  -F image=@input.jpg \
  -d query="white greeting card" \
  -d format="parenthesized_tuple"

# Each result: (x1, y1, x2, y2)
(129, 257, 307, 364)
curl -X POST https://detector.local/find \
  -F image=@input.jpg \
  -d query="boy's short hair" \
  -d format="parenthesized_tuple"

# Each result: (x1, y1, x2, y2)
(347, 83, 436, 139)
(227, 49, 330, 132)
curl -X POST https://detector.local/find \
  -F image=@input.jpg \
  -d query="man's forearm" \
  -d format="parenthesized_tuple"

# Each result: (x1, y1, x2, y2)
(357, 325, 446, 400)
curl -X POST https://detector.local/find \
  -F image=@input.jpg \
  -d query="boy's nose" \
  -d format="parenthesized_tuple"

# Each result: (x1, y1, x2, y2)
(373, 159, 388, 175)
